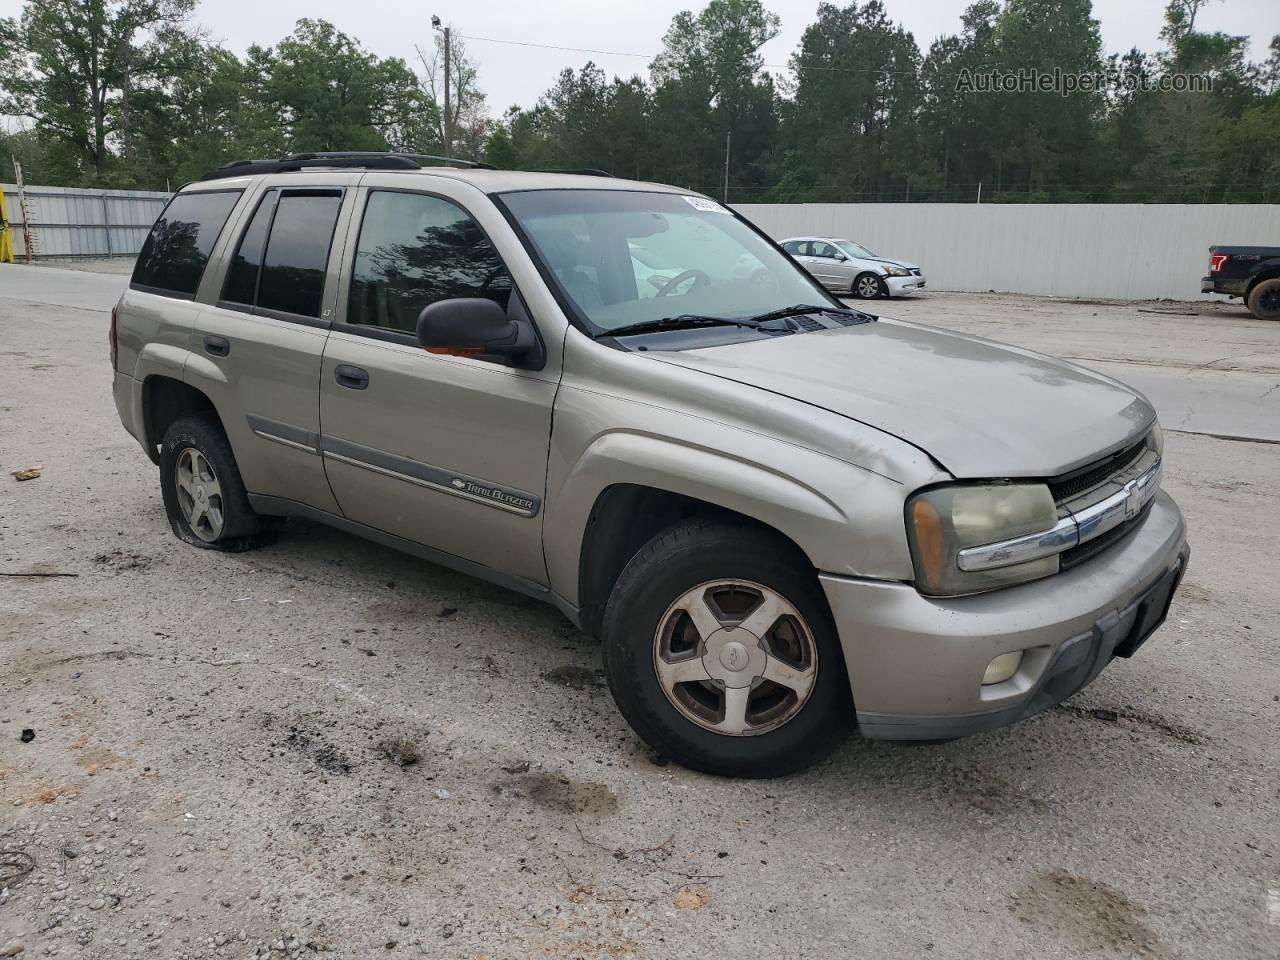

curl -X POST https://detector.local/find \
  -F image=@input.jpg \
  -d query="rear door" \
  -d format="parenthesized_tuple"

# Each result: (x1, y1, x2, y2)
(186, 177, 358, 513)
(318, 180, 559, 585)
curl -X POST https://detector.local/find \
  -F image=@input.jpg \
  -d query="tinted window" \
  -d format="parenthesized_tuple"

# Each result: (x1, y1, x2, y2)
(257, 192, 342, 318)
(811, 242, 838, 259)
(221, 191, 278, 306)
(347, 191, 511, 334)
(782, 241, 802, 255)
(132, 191, 240, 296)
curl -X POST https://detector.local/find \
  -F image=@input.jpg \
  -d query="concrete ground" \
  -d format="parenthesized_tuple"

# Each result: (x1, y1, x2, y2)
(1, 264, 1278, 960)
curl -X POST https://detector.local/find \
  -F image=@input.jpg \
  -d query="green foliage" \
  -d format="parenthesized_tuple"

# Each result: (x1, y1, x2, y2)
(1, 0, 1276, 201)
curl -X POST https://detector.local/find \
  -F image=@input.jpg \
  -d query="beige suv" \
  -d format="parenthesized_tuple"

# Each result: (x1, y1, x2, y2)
(111, 152, 1189, 777)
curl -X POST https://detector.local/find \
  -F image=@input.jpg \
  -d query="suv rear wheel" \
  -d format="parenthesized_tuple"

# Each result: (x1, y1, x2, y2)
(601, 520, 851, 777)
(1246, 277, 1280, 321)
(159, 414, 273, 551)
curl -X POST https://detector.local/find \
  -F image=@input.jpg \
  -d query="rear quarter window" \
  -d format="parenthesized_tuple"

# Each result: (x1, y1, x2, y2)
(131, 191, 241, 298)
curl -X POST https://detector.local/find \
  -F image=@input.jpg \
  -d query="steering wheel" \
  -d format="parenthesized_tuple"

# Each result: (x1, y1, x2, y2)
(655, 269, 711, 297)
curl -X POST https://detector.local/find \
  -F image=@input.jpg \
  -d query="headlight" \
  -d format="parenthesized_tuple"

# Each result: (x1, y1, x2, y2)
(1147, 422, 1164, 457)
(906, 483, 1059, 596)
(883, 266, 911, 277)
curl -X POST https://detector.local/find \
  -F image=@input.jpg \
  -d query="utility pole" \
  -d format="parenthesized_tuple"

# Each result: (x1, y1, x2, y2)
(723, 130, 731, 204)
(432, 16, 452, 156)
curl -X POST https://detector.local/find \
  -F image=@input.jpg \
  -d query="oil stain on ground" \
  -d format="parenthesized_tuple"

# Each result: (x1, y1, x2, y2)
(519, 772, 618, 818)
(1012, 868, 1177, 959)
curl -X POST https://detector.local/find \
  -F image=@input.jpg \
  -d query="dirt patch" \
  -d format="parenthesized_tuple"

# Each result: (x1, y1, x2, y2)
(1174, 582, 1215, 605)
(32, 784, 81, 804)
(520, 772, 618, 818)
(1012, 868, 1176, 959)
(1057, 703, 1206, 745)
(671, 885, 712, 911)
(940, 766, 1048, 815)
(280, 727, 353, 776)
(542, 665, 606, 690)
(92, 549, 152, 573)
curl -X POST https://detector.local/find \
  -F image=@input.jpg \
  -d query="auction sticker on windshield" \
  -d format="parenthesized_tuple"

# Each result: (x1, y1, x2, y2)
(683, 195, 731, 214)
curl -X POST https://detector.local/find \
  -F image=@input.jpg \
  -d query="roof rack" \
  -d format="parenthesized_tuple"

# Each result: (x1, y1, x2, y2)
(532, 168, 616, 178)
(290, 151, 496, 170)
(197, 151, 495, 182)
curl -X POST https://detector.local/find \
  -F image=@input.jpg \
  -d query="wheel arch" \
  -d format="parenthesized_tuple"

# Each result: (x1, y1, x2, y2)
(575, 484, 818, 639)
(1246, 267, 1280, 297)
(142, 375, 225, 461)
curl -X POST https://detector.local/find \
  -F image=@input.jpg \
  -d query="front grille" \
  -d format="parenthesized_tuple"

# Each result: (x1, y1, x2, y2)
(1060, 501, 1151, 570)
(1049, 437, 1147, 502)
(909, 268, 922, 276)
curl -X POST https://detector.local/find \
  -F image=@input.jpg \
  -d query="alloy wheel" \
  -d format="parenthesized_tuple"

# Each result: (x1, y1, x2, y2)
(652, 579, 819, 736)
(174, 447, 225, 543)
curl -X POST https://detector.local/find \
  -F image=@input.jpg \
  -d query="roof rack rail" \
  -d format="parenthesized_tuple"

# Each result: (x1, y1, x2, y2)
(532, 168, 616, 178)
(288, 151, 496, 171)
(197, 151, 496, 182)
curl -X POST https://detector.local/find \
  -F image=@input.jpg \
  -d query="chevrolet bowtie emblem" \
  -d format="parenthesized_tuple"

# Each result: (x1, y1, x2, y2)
(1123, 479, 1142, 519)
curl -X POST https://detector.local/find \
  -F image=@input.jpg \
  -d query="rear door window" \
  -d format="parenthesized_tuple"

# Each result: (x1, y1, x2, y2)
(221, 191, 278, 307)
(257, 191, 343, 319)
(132, 190, 241, 298)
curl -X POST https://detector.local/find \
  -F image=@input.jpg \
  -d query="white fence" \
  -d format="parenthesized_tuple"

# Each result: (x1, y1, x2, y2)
(1, 184, 170, 258)
(734, 202, 1280, 301)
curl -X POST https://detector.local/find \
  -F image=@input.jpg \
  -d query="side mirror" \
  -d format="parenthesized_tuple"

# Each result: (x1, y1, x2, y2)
(833, 252, 848, 261)
(415, 298, 538, 365)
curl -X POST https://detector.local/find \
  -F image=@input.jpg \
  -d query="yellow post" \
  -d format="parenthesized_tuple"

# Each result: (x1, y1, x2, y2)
(0, 184, 14, 263)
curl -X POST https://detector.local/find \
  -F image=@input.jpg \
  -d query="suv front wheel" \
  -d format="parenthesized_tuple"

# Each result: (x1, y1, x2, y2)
(602, 521, 851, 777)
(159, 414, 273, 551)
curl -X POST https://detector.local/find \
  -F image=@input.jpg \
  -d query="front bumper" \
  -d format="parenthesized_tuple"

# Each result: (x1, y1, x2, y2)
(820, 489, 1188, 740)
(885, 274, 926, 296)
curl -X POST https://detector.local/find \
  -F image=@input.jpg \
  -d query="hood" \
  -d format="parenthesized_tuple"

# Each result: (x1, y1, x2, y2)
(868, 257, 919, 271)
(652, 319, 1153, 478)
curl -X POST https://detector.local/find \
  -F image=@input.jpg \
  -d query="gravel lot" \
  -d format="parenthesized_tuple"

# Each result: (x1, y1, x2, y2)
(2, 264, 1278, 959)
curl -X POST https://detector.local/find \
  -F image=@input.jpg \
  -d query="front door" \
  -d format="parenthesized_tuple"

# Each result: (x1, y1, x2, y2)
(318, 185, 557, 584)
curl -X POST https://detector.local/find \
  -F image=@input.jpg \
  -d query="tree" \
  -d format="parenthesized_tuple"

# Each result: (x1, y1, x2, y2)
(780, 1, 923, 201)
(648, 0, 781, 197)
(0, 0, 198, 180)
(253, 19, 437, 155)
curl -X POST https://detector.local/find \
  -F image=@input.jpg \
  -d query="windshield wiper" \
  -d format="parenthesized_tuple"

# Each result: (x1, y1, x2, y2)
(742, 303, 867, 324)
(602, 315, 753, 338)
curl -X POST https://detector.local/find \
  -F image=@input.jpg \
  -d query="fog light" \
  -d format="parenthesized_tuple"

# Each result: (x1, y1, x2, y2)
(982, 651, 1023, 685)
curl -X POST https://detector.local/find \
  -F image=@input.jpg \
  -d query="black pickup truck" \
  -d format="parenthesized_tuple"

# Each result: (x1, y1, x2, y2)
(1202, 246, 1280, 320)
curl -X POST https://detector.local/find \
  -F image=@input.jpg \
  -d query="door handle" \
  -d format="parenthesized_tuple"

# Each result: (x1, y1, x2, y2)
(203, 335, 230, 357)
(334, 364, 369, 390)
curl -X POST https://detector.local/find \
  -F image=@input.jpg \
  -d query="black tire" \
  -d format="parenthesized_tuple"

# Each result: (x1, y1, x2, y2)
(601, 520, 852, 778)
(1246, 277, 1280, 321)
(851, 272, 886, 299)
(159, 414, 273, 552)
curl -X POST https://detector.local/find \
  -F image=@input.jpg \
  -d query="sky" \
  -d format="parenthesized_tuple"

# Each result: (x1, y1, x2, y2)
(1, 0, 1276, 120)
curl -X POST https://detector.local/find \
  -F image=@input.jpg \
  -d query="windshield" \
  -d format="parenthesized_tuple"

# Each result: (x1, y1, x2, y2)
(500, 189, 836, 334)
(836, 240, 876, 259)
